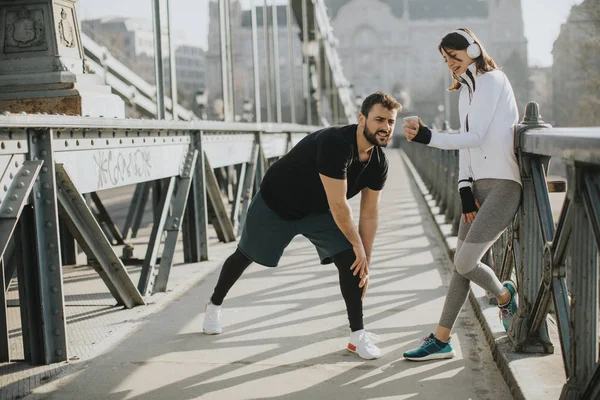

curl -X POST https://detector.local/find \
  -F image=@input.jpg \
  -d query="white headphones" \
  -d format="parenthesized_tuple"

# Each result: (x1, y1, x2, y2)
(451, 29, 481, 59)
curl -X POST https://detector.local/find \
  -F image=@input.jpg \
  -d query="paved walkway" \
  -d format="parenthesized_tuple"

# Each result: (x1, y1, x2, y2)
(11, 150, 513, 400)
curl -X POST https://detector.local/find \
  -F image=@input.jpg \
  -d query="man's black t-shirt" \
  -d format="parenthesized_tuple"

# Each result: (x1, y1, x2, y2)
(260, 124, 389, 220)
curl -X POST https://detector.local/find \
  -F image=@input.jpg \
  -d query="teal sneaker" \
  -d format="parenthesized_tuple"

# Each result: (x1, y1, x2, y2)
(403, 333, 456, 361)
(499, 280, 518, 332)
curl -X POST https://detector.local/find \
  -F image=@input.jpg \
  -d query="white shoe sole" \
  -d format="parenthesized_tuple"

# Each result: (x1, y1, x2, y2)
(404, 350, 456, 361)
(203, 328, 222, 335)
(347, 346, 380, 360)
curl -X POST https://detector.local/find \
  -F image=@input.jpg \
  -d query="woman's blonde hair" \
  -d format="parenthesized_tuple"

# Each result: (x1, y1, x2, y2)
(438, 28, 499, 91)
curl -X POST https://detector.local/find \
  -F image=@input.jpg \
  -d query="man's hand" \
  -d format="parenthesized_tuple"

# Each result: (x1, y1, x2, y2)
(351, 245, 369, 300)
(359, 266, 369, 300)
(350, 245, 368, 279)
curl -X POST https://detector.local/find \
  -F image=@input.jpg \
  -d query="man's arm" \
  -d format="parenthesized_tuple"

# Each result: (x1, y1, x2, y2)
(359, 187, 381, 264)
(319, 174, 368, 277)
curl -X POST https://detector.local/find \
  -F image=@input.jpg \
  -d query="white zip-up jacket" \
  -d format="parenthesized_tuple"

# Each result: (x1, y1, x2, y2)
(428, 63, 521, 190)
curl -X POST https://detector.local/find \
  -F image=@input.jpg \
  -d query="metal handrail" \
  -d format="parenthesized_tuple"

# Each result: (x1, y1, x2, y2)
(0, 113, 322, 133)
(81, 33, 196, 120)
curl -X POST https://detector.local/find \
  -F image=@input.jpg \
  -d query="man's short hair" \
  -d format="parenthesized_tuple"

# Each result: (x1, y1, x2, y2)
(360, 91, 402, 118)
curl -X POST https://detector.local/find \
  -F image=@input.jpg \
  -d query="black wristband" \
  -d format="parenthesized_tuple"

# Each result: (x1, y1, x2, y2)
(411, 125, 432, 145)
(459, 187, 478, 214)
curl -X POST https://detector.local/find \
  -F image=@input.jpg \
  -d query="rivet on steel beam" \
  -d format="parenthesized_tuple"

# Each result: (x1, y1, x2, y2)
(49, 264, 56, 272)
(45, 199, 52, 205)
(22, 169, 31, 176)
(36, 192, 42, 199)
(40, 150, 47, 156)
(54, 329, 61, 336)
(43, 183, 51, 189)
(53, 309, 59, 315)
(41, 133, 47, 139)
(5, 207, 13, 214)
(10, 195, 18, 201)
(42, 166, 49, 173)
(51, 286, 58, 293)
(17, 182, 25, 188)
(32, 137, 37, 143)
(48, 243, 55, 250)
(46, 221, 53, 228)
(55, 349, 63, 356)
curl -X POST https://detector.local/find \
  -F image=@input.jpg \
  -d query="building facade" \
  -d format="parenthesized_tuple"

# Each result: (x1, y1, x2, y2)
(205, 1, 305, 122)
(552, 0, 600, 127)
(82, 18, 205, 110)
(327, 0, 529, 128)
(528, 67, 553, 124)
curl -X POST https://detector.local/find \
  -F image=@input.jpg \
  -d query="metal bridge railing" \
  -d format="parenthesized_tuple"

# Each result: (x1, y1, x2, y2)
(0, 113, 318, 366)
(81, 33, 196, 121)
(402, 102, 600, 400)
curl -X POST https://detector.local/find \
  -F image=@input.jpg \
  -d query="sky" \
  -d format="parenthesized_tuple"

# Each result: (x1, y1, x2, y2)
(79, 0, 585, 67)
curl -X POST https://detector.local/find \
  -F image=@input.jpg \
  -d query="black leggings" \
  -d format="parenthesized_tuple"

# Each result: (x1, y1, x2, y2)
(210, 248, 364, 331)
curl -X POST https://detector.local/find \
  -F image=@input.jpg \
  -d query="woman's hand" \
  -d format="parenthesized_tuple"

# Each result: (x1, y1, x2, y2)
(403, 118, 424, 141)
(463, 199, 481, 224)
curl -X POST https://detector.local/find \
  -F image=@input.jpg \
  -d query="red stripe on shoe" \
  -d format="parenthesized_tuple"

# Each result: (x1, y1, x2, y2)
(348, 343, 357, 352)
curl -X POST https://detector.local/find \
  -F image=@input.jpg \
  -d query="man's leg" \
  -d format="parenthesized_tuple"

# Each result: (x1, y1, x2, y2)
(331, 249, 363, 332)
(332, 248, 380, 360)
(203, 191, 295, 334)
(210, 248, 253, 306)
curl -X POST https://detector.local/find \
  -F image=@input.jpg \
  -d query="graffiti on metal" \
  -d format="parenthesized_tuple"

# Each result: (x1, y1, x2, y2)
(95, 148, 152, 188)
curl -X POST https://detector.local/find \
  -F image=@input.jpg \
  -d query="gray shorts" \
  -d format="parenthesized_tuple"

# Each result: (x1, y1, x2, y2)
(237, 191, 352, 267)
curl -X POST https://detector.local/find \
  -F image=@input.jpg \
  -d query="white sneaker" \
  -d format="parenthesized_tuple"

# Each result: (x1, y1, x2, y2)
(203, 302, 222, 334)
(347, 329, 380, 359)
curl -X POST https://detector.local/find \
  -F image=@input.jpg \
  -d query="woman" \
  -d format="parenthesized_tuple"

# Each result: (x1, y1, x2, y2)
(402, 28, 521, 361)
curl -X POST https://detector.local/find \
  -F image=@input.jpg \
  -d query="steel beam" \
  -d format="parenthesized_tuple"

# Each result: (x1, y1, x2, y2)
(131, 182, 152, 239)
(237, 143, 260, 236)
(0, 160, 42, 362)
(89, 192, 125, 245)
(14, 206, 41, 363)
(182, 132, 209, 263)
(203, 134, 256, 169)
(251, 1, 262, 123)
(154, 151, 199, 292)
(55, 164, 145, 308)
(230, 163, 247, 233)
(54, 140, 191, 193)
(123, 183, 148, 239)
(151, 0, 166, 119)
(204, 156, 236, 243)
(138, 177, 177, 296)
(27, 129, 67, 364)
(0, 258, 7, 362)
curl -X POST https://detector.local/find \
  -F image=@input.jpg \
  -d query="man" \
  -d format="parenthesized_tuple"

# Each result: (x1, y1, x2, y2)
(203, 91, 401, 360)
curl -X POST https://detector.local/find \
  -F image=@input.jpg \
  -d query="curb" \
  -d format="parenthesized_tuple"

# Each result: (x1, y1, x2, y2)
(399, 149, 527, 400)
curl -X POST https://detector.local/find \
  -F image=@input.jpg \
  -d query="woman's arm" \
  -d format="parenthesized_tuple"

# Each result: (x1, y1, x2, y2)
(428, 73, 504, 150)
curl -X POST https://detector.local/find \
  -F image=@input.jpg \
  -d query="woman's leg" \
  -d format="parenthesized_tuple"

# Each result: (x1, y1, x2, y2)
(437, 180, 521, 336)
(435, 218, 472, 341)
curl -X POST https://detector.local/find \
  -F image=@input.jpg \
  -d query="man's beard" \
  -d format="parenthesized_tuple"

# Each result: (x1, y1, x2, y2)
(363, 124, 390, 147)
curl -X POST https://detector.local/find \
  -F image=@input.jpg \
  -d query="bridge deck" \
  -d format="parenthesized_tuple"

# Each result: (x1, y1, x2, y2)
(2, 150, 536, 399)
